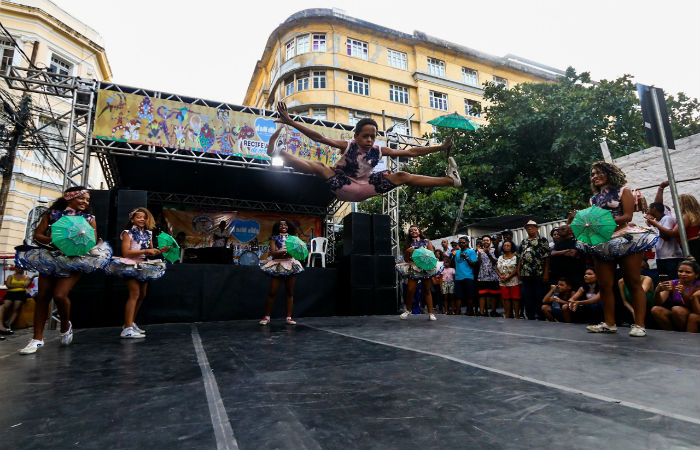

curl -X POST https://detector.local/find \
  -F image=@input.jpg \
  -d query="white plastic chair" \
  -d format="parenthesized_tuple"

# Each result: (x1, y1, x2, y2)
(306, 237, 328, 267)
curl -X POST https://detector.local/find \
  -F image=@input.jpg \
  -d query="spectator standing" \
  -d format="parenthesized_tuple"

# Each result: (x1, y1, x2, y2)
(497, 230, 518, 256)
(477, 236, 500, 316)
(453, 236, 478, 315)
(655, 183, 700, 261)
(645, 202, 684, 278)
(495, 240, 520, 318)
(440, 239, 452, 260)
(518, 220, 550, 320)
(212, 221, 229, 248)
(549, 225, 585, 289)
(441, 258, 456, 314)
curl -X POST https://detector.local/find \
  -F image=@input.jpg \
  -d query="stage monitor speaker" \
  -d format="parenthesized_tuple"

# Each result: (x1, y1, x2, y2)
(345, 254, 373, 288)
(371, 214, 392, 255)
(349, 287, 374, 316)
(183, 247, 232, 264)
(373, 255, 396, 287)
(343, 212, 371, 256)
(373, 287, 398, 315)
(88, 189, 112, 242)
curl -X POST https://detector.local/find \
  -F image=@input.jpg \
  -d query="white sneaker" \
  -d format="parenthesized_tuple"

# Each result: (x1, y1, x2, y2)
(629, 324, 647, 337)
(445, 157, 461, 188)
(286, 317, 297, 325)
(19, 339, 44, 355)
(59, 322, 74, 346)
(120, 327, 145, 339)
(586, 322, 617, 333)
(428, 313, 437, 321)
(259, 316, 270, 325)
(400, 310, 411, 320)
(132, 322, 146, 334)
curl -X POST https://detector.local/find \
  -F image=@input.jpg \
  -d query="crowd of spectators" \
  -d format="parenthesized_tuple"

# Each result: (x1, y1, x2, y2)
(414, 184, 700, 334)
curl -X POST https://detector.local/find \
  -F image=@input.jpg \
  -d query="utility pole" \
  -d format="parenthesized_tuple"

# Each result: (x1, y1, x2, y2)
(0, 94, 32, 232)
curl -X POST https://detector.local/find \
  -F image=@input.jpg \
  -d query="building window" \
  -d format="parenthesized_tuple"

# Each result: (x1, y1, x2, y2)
(349, 110, 370, 126)
(297, 71, 309, 91)
(462, 67, 479, 86)
(312, 34, 326, 52)
(429, 91, 448, 110)
(296, 34, 310, 54)
(391, 119, 409, 136)
(0, 39, 14, 75)
(464, 99, 481, 118)
(389, 84, 409, 104)
(284, 77, 294, 96)
(285, 39, 295, 60)
(346, 38, 368, 60)
(49, 54, 72, 75)
(347, 74, 369, 96)
(312, 108, 327, 120)
(387, 49, 407, 70)
(312, 71, 326, 89)
(493, 76, 508, 88)
(427, 57, 445, 77)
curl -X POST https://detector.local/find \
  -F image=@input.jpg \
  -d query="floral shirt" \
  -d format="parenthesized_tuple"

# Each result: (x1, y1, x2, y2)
(121, 226, 152, 262)
(518, 236, 550, 278)
(590, 186, 625, 218)
(477, 248, 499, 282)
(496, 254, 519, 287)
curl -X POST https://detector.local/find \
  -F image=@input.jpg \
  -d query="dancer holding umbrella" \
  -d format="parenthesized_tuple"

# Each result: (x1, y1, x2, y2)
(16, 186, 112, 354)
(571, 162, 658, 337)
(259, 218, 307, 326)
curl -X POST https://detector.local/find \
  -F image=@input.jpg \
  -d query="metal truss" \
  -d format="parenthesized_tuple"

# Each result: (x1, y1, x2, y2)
(324, 198, 346, 263)
(147, 191, 328, 216)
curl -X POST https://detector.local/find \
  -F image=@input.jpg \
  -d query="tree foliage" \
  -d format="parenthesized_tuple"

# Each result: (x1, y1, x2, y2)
(666, 92, 700, 139)
(359, 68, 699, 239)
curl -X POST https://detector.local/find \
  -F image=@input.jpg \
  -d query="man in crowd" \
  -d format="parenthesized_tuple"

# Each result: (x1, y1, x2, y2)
(454, 236, 478, 315)
(441, 238, 453, 259)
(646, 202, 684, 278)
(549, 224, 585, 289)
(518, 220, 550, 320)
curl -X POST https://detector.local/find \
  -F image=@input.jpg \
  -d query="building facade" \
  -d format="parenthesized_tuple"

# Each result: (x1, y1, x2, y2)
(0, 0, 112, 253)
(244, 8, 563, 137)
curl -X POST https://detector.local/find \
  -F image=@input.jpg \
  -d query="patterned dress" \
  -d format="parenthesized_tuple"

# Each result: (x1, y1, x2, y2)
(326, 139, 397, 202)
(15, 208, 112, 277)
(260, 234, 304, 277)
(577, 186, 658, 260)
(395, 238, 445, 280)
(105, 226, 166, 282)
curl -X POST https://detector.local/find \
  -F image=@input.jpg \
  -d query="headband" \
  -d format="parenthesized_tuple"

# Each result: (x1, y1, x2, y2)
(63, 189, 88, 201)
(129, 208, 143, 219)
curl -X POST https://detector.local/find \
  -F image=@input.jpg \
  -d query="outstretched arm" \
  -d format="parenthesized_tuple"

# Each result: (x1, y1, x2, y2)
(277, 102, 346, 150)
(382, 137, 452, 158)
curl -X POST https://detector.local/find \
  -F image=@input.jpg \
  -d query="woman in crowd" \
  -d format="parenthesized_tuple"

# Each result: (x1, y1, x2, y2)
(0, 267, 35, 334)
(651, 258, 700, 332)
(495, 240, 520, 318)
(568, 267, 603, 324)
(574, 162, 658, 337)
(654, 183, 700, 261)
(476, 235, 500, 317)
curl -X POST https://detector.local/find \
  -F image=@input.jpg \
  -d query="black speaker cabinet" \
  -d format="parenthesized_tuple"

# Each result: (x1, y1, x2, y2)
(373, 255, 396, 287)
(373, 286, 398, 315)
(346, 254, 373, 288)
(88, 189, 112, 242)
(371, 214, 392, 255)
(343, 212, 371, 256)
(349, 287, 374, 316)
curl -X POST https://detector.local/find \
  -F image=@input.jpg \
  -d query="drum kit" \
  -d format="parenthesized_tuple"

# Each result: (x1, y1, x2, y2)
(237, 239, 261, 266)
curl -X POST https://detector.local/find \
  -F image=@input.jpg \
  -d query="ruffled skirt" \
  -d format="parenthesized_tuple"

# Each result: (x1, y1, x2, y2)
(576, 226, 659, 261)
(260, 258, 304, 277)
(15, 241, 113, 278)
(105, 258, 167, 282)
(396, 261, 445, 280)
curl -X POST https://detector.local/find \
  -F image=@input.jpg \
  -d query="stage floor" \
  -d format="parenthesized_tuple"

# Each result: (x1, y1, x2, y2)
(1, 316, 698, 449)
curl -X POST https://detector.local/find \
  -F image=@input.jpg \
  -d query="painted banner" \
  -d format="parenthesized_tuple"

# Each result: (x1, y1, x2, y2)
(93, 90, 349, 166)
(162, 209, 322, 259)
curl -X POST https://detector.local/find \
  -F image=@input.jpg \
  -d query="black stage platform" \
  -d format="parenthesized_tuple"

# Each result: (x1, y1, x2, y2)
(1, 316, 698, 449)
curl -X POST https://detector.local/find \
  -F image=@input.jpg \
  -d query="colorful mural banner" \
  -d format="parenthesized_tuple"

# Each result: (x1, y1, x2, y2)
(93, 90, 349, 166)
(161, 209, 322, 259)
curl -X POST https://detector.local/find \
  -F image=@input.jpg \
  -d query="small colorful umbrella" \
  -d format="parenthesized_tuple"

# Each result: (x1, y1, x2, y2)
(284, 235, 309, 261)
(427, 112, 480, 158)
(571, 206, 616, 245)
(412, 247, 438, 270)
(50, 216, 96, 256)
(156, 232, 180, 263)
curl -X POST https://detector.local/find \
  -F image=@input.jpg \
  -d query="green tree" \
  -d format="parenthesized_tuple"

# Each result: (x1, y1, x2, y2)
(666, 92, 700, 139)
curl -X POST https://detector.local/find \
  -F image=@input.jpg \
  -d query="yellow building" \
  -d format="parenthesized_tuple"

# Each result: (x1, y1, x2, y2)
(244, 8, 562, 136)
(0, 0, 112, 253)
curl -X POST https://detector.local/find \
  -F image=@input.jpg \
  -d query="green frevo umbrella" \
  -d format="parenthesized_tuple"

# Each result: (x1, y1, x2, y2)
(50, 215, 96, 256)
(427, 112, 481, 131)
(571, 206, 617, 245)
(412, 247, 438, 270)
(156, 232, 180, 263)
(284, 235, 309, 261)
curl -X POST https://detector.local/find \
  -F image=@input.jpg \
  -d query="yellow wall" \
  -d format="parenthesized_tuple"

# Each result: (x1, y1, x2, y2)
(244, 15, 553, 138)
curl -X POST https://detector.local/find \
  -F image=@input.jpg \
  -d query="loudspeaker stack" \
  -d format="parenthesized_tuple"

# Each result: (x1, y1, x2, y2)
(340, 212, 397, 315)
